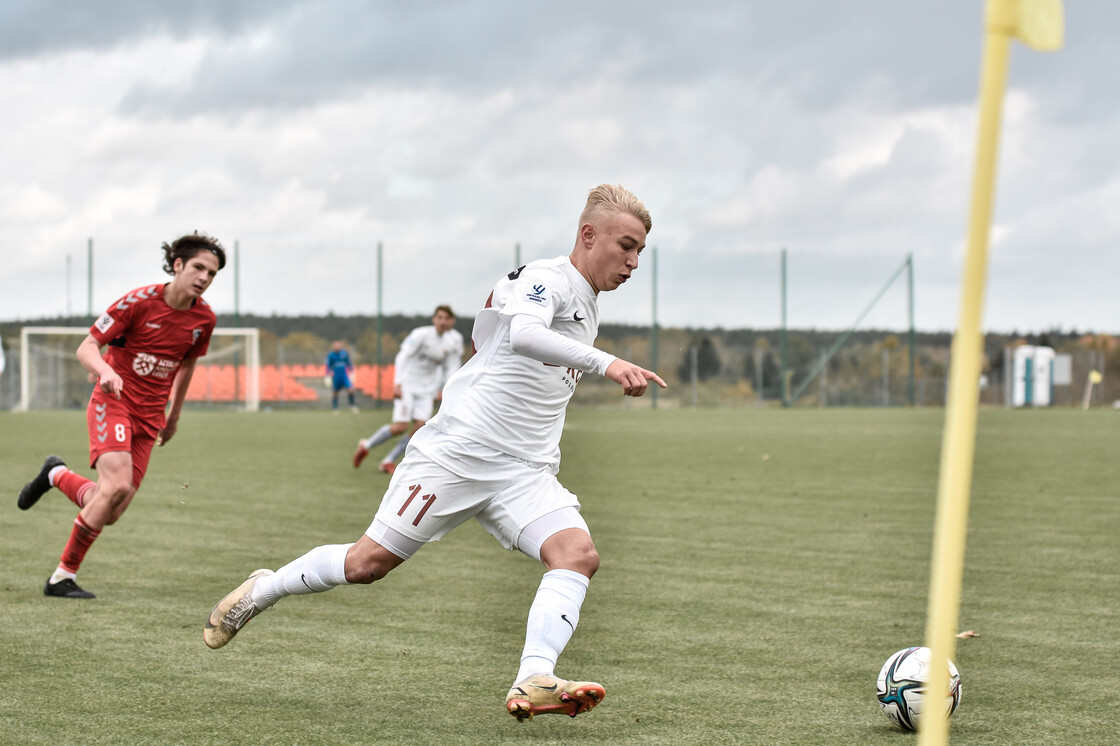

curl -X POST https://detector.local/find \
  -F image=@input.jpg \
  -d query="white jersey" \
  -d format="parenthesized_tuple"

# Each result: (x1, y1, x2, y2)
(394, 324, 464, 396)
(425, 256, 615, 467)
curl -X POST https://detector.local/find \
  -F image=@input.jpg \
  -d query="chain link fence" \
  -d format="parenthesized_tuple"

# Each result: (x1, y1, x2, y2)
(3, 327, 1116, 411)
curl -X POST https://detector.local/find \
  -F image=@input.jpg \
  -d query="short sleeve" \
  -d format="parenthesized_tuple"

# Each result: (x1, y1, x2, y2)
(89, 295, 136, 345)
(497, 268, 563, 326)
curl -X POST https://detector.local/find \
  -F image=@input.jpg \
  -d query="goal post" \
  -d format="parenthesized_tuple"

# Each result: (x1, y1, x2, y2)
(18, 326, 260, 412)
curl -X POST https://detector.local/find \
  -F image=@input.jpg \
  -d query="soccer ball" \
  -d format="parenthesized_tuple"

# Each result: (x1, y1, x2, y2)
(876, 646, 962, 732)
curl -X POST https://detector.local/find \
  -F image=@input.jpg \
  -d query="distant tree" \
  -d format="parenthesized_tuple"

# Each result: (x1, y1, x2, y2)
(677, 337, 722, 383)
(787, 335, 816, 375)
(744, 338, 783, 399)
(280, 332, 329, 365)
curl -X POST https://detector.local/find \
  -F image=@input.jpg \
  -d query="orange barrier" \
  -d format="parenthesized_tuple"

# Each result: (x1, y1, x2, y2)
(185, 364, 395, 402)
(353, 364, 395, 400)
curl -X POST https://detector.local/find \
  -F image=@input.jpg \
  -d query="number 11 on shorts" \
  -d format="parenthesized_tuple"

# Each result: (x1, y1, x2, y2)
(397, 484, 437, 527)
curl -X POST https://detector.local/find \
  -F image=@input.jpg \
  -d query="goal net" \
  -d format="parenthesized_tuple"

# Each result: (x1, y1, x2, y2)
(18, 326, 260, 412)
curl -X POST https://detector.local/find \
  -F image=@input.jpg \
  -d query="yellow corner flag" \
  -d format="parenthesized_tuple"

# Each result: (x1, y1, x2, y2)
(919, 2, 1063, 745)
(1013, 0, 1065, 51)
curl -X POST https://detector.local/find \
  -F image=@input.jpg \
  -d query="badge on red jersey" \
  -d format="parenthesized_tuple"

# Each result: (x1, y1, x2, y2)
(95, 313, 116, 334)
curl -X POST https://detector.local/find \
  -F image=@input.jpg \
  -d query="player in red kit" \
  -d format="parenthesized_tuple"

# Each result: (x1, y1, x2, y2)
(17, 233, 226, 598)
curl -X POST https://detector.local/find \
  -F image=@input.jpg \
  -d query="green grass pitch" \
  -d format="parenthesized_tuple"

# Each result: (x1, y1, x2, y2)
(1, 407, 1118, 745)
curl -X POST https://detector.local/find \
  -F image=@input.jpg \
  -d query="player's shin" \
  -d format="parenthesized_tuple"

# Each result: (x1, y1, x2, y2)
(385, 434, 410, 464)
(515, 569, 589, 682)
(250, 543, 353, 608)
(57, 515, 101, 576)
(364, 424, 393, 449)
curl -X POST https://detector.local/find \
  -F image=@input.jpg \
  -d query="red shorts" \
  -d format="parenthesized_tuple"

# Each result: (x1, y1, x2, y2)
(87, 397, 158, 489)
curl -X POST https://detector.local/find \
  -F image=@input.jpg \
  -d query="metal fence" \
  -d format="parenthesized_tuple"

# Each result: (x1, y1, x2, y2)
(2, 335, 1116, 412)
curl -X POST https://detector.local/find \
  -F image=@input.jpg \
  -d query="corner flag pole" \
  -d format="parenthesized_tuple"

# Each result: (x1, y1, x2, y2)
(919, 2, 1062, 744)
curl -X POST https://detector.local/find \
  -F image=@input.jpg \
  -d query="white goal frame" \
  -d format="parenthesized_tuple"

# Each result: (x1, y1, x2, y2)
(18, 326, 260, 412)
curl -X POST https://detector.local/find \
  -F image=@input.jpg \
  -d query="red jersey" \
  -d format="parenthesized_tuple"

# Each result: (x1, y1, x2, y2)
(89, 283, 216, 434)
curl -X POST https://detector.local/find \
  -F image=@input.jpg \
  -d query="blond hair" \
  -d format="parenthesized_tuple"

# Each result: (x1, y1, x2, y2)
(579, 184, 652, 234)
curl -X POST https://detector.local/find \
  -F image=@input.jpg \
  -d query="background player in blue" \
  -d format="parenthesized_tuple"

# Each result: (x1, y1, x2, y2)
(325, 340, 358, 413)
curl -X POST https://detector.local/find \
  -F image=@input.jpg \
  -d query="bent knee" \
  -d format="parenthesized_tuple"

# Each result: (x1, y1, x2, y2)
(575, 546, 601, 578)
(549, 540, 600, 578)
(344, 542, 405, 584)
(346, 563, 390, 584)
(99, 485, 135, 523)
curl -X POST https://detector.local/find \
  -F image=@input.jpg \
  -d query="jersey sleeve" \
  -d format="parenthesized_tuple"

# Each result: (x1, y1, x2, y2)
(496, 267, 560, 326)
(89, 291, 142, 345)
(508, 314, 615, 376)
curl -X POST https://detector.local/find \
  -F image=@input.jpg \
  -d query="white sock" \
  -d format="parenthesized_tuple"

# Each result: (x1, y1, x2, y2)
(250, 543, 352, 609)
(49, 567, 77, 584)
(363, 425, 393, 450)
(514, 569, 589, 683)
(384, 434, 410, 464)
(48, 465, 67, 486)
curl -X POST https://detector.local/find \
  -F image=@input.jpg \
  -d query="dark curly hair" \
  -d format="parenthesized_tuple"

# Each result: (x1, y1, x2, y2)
(161, 232, 227, 275)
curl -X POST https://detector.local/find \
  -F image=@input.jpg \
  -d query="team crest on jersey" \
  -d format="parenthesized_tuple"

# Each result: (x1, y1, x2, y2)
(192, 328, 202, 341)
(133, 352, 158, 376)
(525, 283, 548, 306)
(95, 313, 116, 333)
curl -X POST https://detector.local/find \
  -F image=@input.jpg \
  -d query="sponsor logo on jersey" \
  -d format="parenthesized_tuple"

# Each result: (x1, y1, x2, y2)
(545, 363, 584, 392)
(95, 313, 115, 333)
(145, 322, 162, 329)
(525, 283, 548, 305)
(131, 354, 179, 379)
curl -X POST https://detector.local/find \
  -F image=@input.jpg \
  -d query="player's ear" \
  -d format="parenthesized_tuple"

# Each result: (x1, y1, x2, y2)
(580, 223, 595, 249)
(172, 257, 185, 274)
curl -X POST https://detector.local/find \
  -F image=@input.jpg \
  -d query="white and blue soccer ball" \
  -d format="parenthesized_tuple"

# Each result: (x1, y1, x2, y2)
(876, 646, 962, 732)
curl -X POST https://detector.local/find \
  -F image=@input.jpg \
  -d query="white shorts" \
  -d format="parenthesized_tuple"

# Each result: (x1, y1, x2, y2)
(368, 427, 581, 551)
(392, 390, 436, 424)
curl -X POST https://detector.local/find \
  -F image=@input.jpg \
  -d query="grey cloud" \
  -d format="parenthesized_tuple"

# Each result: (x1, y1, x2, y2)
(111, 2, 990, 118)
(0, 0, 301, 60)
(2, 1, 1118, 333)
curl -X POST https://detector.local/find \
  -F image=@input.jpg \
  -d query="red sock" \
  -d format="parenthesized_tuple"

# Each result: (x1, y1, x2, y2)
(55, 469, 95, 508)
(59, 515, 101, 574)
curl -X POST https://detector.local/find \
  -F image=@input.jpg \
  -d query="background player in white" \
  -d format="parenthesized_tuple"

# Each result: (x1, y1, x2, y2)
(204, 185, 665, 722)
(353, 305, 464, 474)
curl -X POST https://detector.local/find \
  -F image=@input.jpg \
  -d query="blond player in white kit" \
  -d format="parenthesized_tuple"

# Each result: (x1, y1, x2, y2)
(203, 184, 665, 722)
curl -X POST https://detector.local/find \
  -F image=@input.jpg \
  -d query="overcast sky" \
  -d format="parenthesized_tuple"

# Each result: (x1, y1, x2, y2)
(1, 1, 1116, 334)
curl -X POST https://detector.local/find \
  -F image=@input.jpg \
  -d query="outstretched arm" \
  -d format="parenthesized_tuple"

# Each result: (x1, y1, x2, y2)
(77, 334, 122, 399)
(508, 314, 666, 397)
